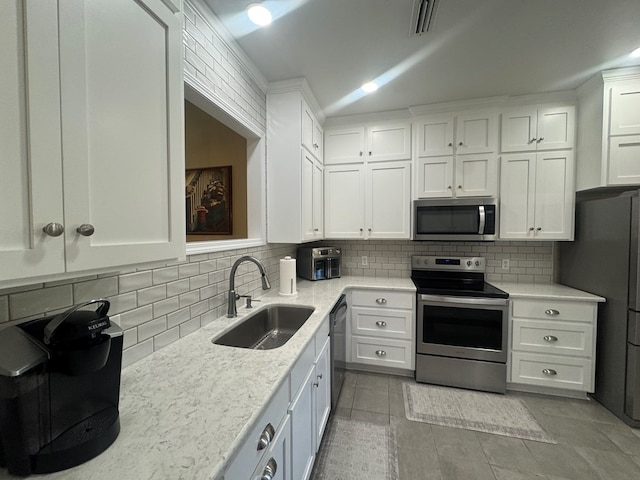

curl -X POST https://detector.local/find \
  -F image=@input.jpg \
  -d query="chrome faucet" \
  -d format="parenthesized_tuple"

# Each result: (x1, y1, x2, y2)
(227, 255, 271, 317)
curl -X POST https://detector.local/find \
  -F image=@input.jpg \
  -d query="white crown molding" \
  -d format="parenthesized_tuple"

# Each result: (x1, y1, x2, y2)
(267, 78, 325, 123)
(410, 95, 507, 116)
(324, 108, 412, 127)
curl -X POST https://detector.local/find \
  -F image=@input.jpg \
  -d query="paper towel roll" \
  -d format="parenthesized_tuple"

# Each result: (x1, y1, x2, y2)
(279, 256, 297, 296)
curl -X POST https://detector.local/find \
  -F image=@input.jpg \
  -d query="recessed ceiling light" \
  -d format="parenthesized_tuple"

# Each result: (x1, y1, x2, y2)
(247, 3, 272, 26)
(630, 47, 640, 58)
(361, 82, 379, 93)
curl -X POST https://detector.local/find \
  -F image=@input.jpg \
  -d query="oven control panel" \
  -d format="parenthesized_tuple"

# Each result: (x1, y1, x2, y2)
(412, 256, 485, 272)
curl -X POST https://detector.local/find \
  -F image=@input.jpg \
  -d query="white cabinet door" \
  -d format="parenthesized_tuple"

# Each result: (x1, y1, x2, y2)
(501, 108, 537, 153)
(324, 165, 366, 238)
(456, 113, 496, 154)
(251, 415, 291, 480)
(609, 82, 640, 136)
(499, 154, 536, 239)
(289, 367, 315, 480)
(366, 161, 411, 239)
(314, 123, 324, 162)
(536, 107, 575, 151)
(313, 159, 324, 238)
(1, 2, 65, 281)
(416, 157, 454, 198)
(302, 152, 315, 241)
(534, 151, 574, 240)
(58, 0, 183, 272)
(455, 154, 497, 197)
(302, 101, 315, 154)
(314, 337, 331, 453)
(324, 126, 366, 164)
(609, 135, 640, 184)
(416, 116, 454, 157)
(366, 123, 411, 161)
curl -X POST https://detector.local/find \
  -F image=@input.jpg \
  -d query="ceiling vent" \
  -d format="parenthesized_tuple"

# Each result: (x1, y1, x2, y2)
(411, 0, 440, 36)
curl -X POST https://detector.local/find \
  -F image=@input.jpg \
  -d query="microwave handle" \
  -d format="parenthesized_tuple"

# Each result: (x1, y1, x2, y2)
(478, 206, 486, 234)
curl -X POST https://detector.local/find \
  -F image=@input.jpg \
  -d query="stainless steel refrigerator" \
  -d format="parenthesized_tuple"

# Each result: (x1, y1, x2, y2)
(559, 189, 640, 427)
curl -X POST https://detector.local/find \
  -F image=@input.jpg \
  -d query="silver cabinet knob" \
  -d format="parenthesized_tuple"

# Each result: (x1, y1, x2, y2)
(369, 151, 372, 156)
(43, 222, 64, 237)
(543, 335, 558, 342)
(545, 309, 560, 316)
(448, 142, 453, 147)
(458, 142, 463, 146)
(536, 227, 542, 231)
(76, 224, 95, 237)
(537, 137, 544, 143)
(375, 350, 387, 356)
(375, 321, 387, 327)
(261, 458, 277, 480)
(375, 298, 387, 305)
(359, 151, 363, 156)
(542, 368, 557, 376)
(529, 227, 535, 231)
(317, 373, 323, 380)
(457, 185, 462, 189)
(257, 423, 275, 451)
(529, 137, 537, 144)
(447, 185, 452, 189)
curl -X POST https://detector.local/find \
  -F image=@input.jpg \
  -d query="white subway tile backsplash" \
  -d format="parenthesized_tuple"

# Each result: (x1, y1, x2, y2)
(167, 307, 191, 329)
(122, 339, 153, 368)
(108, 292, 138, 315)
(167, 278, 190, 297)
(189, 274, 209, 290)
(153, 327, 180, 350)
(179, 263, 200, 279)
(153, 266, 179, 285)
(74, 277, 118, 304)
(138, 317, 168, 342)
(190, 300, 209, 318)
(122, 326, 138, 349)
(118, 306, 153, 330)
(10, 285, 73, 320)
(179, 290, 200, 309)
(179, 317, 201, 337)
(153, 297, 180, 318)
(137, 285, 168, 307)
(119, 271, 153, 293)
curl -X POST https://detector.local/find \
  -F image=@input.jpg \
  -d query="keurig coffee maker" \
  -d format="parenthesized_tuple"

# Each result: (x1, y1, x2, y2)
(0, 299, 123, 476)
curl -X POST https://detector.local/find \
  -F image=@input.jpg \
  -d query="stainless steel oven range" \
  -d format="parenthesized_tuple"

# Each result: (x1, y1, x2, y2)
(411, 256, 509, 394)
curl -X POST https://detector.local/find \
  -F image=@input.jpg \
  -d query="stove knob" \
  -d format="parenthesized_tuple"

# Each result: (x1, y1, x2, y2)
(423, 259, 429, 265)
(466, 261, 472, 266)
(475, 260, 480, 266)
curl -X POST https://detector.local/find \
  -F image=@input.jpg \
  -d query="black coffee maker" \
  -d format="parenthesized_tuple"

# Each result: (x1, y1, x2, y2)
(0, 299, 123, 476)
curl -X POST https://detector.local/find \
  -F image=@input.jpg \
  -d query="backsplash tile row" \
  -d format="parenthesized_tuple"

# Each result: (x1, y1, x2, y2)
(334, 240, 554, 284)
(0, 243, 296, 367)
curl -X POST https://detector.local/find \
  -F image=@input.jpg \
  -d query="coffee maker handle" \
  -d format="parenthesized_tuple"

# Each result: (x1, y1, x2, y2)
(43, 299, 110, 345)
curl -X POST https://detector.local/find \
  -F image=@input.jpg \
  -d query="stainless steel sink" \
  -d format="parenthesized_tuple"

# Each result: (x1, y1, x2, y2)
(212, 305, 315, 350)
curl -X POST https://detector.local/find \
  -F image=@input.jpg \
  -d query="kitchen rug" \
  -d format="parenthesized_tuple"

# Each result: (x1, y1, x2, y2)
(310, 417, 399, 480)
(403, 382, 556, 444)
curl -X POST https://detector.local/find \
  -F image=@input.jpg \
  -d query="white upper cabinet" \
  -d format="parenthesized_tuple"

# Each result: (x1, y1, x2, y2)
(415, 110, 497, 198)
(324, 121, 410, 164)
(1, 0, 184, 284)
(267, 85, 324, 243)
(575, 68, 640, 191)
(324, 161, 411, 240)
(499, 151, 574, 241)
(501, 106, 575, 153)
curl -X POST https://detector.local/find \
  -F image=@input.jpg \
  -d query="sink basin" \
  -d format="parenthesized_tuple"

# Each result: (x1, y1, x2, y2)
(212, 305, 315, 350)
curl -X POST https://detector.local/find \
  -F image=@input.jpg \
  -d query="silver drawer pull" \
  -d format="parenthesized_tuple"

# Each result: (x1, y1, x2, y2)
(375, 321, 387, 327)
(542, 368, 557, 376)
(257, 423, 275, 451)
(375, 350, 387, 357)
(375, 298, 387, 305)
(261, 458, 277, 480)
(544, 309, 560, 316)
(543, 335, 558, 342)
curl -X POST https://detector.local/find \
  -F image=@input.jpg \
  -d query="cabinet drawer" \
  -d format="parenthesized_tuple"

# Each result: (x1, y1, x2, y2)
(314, 315, 330, 355)
(512, 319, 593, 357)
(351, 290, 413, 309)
(224, 377, 291, 480)
(511, 352, 592, 392)
(351, 307, 413, 340)
(350, 336, 413, 370)
(512, 298, 595, 323)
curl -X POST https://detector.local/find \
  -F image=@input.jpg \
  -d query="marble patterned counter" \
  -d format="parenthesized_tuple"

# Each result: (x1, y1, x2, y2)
(492, 282, 605, 302)
(0, 277, 414, 480)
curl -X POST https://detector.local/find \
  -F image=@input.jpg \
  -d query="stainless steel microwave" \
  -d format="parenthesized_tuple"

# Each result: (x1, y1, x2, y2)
(413, 198, 498, 241)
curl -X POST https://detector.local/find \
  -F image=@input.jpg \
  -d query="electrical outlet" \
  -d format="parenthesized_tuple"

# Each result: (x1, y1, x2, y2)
(502, 258, 510, 270)
(362, 256, 368, 266)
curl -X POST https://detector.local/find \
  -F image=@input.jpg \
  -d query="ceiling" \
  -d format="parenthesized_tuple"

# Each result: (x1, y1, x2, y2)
(203, 0, 640, 119)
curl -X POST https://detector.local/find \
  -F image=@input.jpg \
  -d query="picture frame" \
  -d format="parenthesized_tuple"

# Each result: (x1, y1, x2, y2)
(185, 166, 232, 235)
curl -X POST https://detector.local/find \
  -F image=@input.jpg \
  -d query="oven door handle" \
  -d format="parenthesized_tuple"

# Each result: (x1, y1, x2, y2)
(419, 294, 509, 306)
(478, 206, 486, 234)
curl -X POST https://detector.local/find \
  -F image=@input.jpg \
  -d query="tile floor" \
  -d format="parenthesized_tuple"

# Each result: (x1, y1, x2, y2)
(327, 371, 640, 480)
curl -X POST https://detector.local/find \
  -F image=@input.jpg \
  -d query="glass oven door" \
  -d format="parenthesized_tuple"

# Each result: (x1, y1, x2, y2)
(416, 294, 508, 362)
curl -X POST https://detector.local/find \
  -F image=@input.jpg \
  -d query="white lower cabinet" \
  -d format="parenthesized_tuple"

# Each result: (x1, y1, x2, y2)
(349, 289, 415, 371)
(509, 297, 598, 393)
(224, 318, 331, 480)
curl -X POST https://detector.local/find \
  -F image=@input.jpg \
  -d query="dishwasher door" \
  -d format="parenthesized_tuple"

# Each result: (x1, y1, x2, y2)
(330, 294, 347, 410)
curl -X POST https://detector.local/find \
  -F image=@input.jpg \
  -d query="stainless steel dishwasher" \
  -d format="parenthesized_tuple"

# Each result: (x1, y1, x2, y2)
(329, 294, 347, 410)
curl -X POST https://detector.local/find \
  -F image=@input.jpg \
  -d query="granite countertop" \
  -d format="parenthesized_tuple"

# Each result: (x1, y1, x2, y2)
(1, 276, 413, 480)
(492, 282, 606, 302)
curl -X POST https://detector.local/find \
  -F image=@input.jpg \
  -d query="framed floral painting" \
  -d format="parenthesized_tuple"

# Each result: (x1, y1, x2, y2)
(185, 166, 232, 234)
